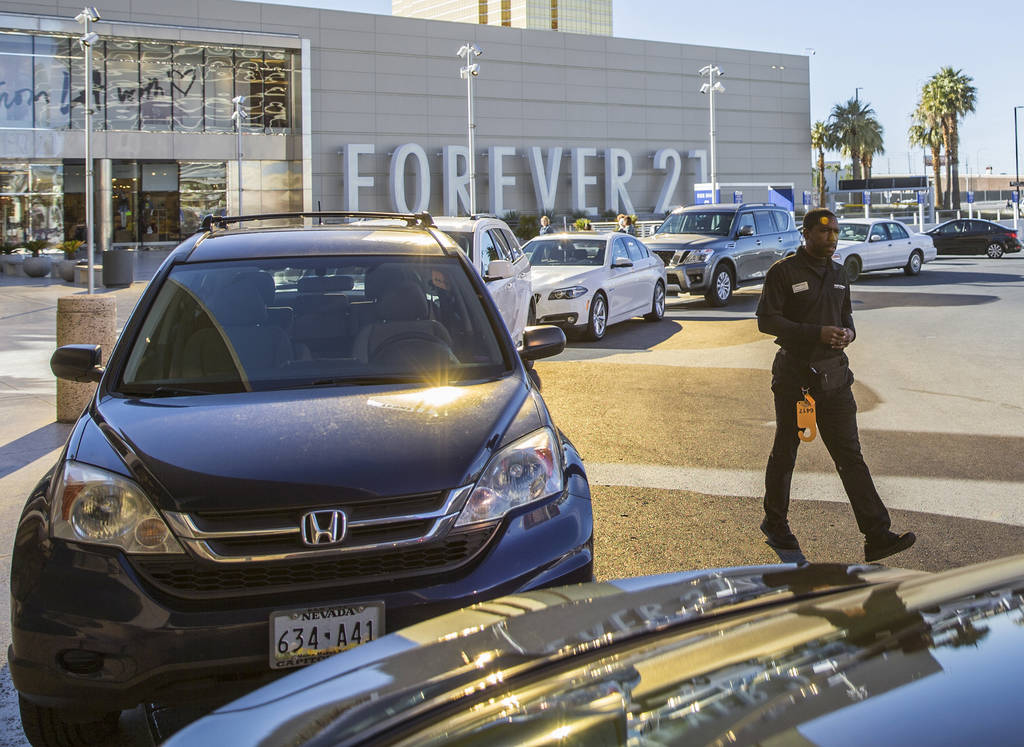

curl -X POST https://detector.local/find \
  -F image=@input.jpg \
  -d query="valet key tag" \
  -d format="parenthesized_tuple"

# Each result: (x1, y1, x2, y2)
(797, 387, 817, 442)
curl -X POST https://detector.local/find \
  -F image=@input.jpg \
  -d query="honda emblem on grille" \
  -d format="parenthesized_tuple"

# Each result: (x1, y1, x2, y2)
(300, 510, 347, 546)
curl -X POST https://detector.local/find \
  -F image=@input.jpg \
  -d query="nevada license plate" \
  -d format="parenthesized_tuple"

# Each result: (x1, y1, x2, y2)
(270, 602, 384, 670)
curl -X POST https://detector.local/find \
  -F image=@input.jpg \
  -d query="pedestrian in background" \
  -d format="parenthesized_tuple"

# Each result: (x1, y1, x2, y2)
(755, 207, 915, 563)
(616, 214, 636, 235)
(538, 215, 554, 235)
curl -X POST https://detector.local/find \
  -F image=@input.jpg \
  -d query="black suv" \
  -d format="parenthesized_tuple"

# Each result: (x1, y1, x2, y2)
(10, 212, 593, 745)
(644, 203, 801, 306)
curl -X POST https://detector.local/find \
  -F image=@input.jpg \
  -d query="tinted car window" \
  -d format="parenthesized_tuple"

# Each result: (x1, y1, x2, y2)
(446, 230, 474, 259)
(869, 225, 888, 241)
(838, 223, 868, 241)
(119, 256, 506, 393)
(754, 211, 775, 234)
(771, 211, 792, 232)
(501, 229, 523, 260)
(888, 222, 909, 239)
(735, 212, 756, 235)
(525, 238, 605, 266)
(488, 229, 513, 262)
(479, 231, 503, 274)
(611, 237, 631, 264)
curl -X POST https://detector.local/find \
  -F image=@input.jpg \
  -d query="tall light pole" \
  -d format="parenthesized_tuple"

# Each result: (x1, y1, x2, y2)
(458, 43, 482, 216)
(699, 64, 724, 201)
(230, 95, 247, 215)
(1014, 106, 1023, 220)
(75, 7, 100, 294)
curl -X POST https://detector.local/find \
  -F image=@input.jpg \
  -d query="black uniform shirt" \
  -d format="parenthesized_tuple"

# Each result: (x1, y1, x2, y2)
(756, 247, 855, 363)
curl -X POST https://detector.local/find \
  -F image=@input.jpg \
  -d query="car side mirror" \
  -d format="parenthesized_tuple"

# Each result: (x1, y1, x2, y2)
(611, 258, 633, 268)
(737, 225, 755, 237)
(520, 325, 566, 362)
(51, 344, 103, 383)
(484, 259, 513, 280)
(869, 234, 882, 242)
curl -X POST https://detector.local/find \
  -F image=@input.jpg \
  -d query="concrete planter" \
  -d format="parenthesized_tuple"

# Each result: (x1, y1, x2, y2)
(22, 255, 52, 278)
(102, 249, 136, 287)
(2, 254, 25, 276)
(58, 259, 79, 282)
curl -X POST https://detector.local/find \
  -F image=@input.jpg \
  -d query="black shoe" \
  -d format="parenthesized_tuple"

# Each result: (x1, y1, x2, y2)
(760, 519, 800, 550)
(864, 531, 916, 562)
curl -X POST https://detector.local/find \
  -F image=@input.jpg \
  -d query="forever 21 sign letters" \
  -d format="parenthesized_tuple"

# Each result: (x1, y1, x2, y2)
(340, 144, 692, 216)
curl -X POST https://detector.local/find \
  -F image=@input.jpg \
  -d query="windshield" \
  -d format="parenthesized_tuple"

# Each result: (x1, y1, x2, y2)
(524, 238, 605, 266)
(838, 223, 870, 242)
(117, 256, 508, 395)
(656, 211, 733, 237)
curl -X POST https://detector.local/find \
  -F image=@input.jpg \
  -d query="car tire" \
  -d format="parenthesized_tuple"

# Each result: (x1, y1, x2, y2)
(903, 250, 923, 276)
(19, 696, 119, 747)
(644, 281, 666, 321)
(843, 256, 861, 283)
(586, 292, 608, 341)
(986, 242, 1005, 259)
(704, 266, 733, 307)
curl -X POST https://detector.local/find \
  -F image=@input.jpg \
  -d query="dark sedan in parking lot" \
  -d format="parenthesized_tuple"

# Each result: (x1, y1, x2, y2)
(9, 211, 593, 745)
(925, 218, 1022, 257)
(169, 554, 1024, 746)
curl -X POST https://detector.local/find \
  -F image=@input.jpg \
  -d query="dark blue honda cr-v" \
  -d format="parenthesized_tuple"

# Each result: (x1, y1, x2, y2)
(9, 211, 593, 745)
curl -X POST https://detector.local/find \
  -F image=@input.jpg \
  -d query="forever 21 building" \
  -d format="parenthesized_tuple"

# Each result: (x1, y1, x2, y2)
(1, 1, 810, 250)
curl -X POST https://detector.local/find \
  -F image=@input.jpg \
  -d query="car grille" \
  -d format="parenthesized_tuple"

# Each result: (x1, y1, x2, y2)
(653, 249, 688, 266)
(162, 487, 471, 563)
(131, 526, 496, 598)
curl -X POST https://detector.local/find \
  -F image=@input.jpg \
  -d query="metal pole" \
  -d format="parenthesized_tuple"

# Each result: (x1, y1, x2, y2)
(467, 63, 476, 216)
(708, 75, 716, 199)
(84, 18, 94, 294)
(1015, 106, 1021, 228)
(236, 119, 242, 214)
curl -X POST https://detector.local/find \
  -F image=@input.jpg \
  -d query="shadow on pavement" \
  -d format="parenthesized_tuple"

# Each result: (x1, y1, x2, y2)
(567, 318, 682, 350)
(0, 423, 72, 479)
(850, 290, 998, 310)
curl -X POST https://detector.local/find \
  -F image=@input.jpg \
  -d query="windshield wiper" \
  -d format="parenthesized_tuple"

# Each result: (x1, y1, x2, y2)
(120, 385, 222, 397)
(305, 375, 433, 387)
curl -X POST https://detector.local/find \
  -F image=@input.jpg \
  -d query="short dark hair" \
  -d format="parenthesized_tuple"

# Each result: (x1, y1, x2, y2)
(802, 207, 836, 231)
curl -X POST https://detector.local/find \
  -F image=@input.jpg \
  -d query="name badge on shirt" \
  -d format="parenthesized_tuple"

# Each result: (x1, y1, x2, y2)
(834, 283, 846, 290)
(792, 281, 809, 293)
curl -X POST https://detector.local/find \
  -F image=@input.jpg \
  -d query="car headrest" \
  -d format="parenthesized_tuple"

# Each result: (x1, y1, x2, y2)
(377, 282, 429, 322)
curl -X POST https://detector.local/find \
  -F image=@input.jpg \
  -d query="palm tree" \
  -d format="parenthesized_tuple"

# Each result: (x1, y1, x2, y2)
(827, 98, 882, 182)
(908, 104, 944, 211)
(923, 67, 977, 210)
(858, 117, 885, 180)
(810, 120, 833, 207)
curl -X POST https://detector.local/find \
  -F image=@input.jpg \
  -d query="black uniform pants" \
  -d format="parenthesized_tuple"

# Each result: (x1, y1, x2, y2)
(764, 354, 891, 538)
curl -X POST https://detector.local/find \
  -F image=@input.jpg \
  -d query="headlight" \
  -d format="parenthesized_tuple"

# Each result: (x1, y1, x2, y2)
(548, 286, 588, 300)
(51, 461, 184, 554)
(684, 248, 715, 264)
(456, 428, 563, 527)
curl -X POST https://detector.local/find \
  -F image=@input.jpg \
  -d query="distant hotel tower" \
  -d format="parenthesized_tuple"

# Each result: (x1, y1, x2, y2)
(391, 0, 612, 35)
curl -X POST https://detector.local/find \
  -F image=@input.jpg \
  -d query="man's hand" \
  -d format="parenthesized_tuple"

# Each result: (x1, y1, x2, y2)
(820, 325, 853, 349)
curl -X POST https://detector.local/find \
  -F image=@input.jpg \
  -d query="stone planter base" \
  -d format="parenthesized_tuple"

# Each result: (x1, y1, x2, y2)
(58, 260, 79, 282)
(23, 256, 52, 277)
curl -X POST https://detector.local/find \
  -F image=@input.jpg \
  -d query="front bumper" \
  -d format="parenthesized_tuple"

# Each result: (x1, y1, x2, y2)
(10, 490, 593, 715)
(666, 264, 710, 293)
(535, 293, 590, 329)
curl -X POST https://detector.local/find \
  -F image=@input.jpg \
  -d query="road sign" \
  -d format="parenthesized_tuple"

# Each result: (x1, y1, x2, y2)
(733, 190, 742, 203)
(966, 192, 974, 204)
(862, 191, 871, 206)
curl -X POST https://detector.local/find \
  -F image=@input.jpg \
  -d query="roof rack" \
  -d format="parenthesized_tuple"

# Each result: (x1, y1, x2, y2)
(200, 211, 435, 232)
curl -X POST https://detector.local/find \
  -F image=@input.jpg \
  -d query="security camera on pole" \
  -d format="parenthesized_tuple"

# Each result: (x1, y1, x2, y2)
(699, 64, 724, 202)
(231, 96, 247, 214)
(59, 7, 116, 424)
(458, 43, 482, 216)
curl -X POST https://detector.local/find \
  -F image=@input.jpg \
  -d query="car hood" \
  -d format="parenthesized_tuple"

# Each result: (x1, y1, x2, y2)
(86, 378, 534, 513)
(169, 558, 1024, 745)
(530, 266, 604, 292)
(643, 233, 723, 250)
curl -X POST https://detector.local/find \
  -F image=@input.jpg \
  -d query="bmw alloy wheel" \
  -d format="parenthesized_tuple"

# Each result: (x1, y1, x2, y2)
(587, 293, 607, 340)
(645, 282, 665, 321)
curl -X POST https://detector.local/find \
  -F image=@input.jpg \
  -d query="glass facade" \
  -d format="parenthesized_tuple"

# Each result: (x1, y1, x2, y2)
(0, 32, 300, 133)
(0, 163, 63, 246)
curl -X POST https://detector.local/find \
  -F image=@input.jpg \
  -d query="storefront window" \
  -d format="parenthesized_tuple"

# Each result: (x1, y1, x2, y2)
(140, 162, 178, 243)
(112, 162, 139, 244)
(140, 43, 173, 131)
(0, 32, 297, 133)
(172, 46, 205, 132)
(0, 162, 64, 245)
(179, 162, 227, 236)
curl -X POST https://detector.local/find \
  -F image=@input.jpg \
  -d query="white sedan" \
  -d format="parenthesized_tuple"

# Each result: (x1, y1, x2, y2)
(833, 219, 937, 282)
(522, 232, 667, 341)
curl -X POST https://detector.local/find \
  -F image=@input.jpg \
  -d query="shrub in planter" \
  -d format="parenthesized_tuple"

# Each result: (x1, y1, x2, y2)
(22, 239, 53, 278)
(56, 241, 84, 282)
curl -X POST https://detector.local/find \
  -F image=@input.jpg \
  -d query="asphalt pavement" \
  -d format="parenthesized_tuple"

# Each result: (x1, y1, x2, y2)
(2, 252, 1023, 745)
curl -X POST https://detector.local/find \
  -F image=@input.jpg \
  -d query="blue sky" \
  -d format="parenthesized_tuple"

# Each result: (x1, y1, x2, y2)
(262, 0, 1023, 179)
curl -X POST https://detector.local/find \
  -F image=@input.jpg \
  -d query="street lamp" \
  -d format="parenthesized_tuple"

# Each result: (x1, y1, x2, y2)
(75, 6, 100, 294)
(230, 95, 247, 214)
(1014, 106, 1023, 222)
(698, 64, 724, 200)
(458, 43, 482, 216)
